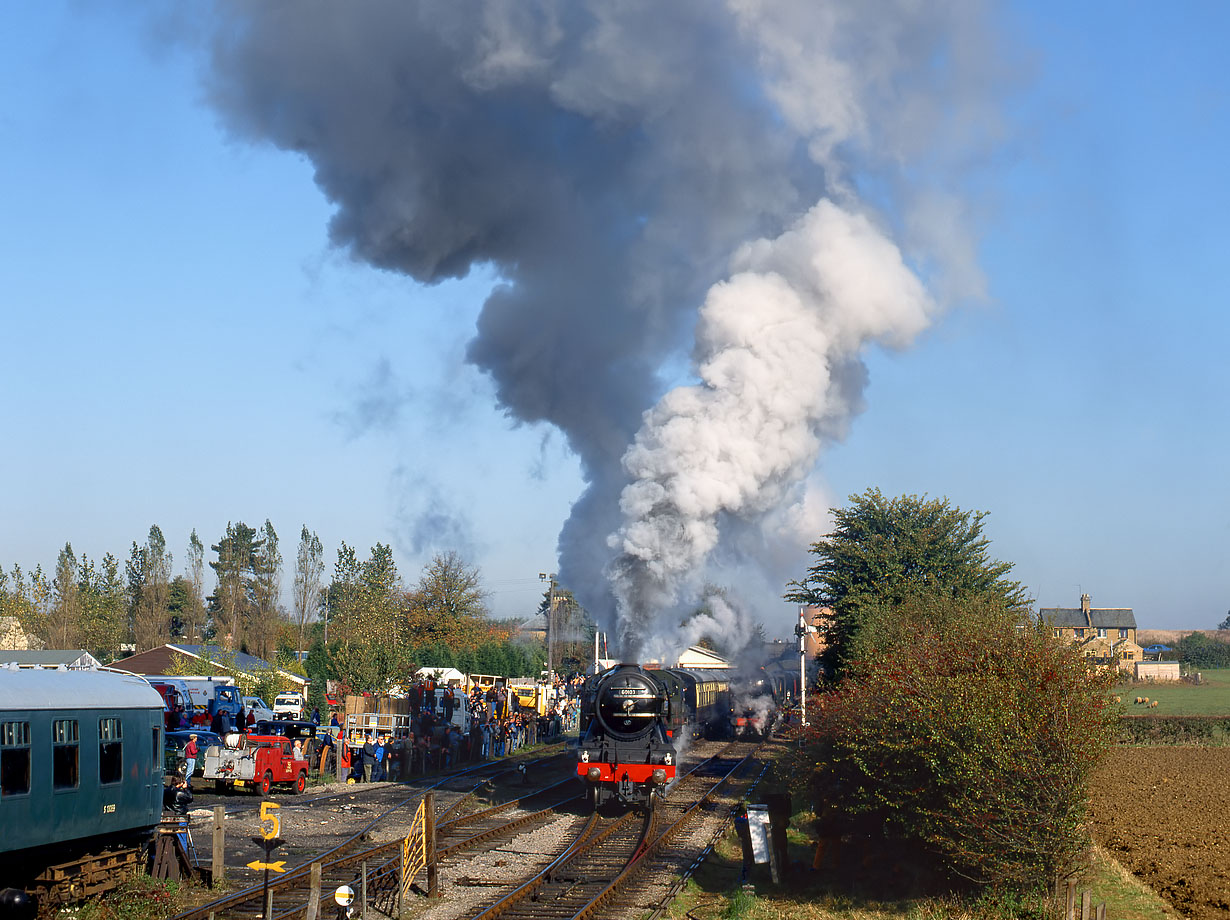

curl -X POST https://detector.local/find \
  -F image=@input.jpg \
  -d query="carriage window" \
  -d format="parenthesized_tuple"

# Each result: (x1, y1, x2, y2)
(53, 719, 79, 790)
(1, 720, 31, 797)
(99, 718, 123, 785)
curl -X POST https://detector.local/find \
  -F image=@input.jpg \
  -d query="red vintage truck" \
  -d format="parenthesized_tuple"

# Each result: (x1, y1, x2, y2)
(201, 734, 310, 795)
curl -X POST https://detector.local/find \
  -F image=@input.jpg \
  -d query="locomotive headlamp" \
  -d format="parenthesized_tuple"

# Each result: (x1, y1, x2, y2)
(587, 767, 602, 782)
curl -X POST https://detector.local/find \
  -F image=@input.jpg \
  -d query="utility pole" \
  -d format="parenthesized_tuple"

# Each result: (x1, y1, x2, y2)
(540, 573, 557, 683)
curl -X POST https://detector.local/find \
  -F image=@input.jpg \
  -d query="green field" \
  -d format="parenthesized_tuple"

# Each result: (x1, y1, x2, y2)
(1118, 667, 1230, 716)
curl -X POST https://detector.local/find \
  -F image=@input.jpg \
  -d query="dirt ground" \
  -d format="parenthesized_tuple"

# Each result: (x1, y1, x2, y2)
(1090, 747, 1230, 919)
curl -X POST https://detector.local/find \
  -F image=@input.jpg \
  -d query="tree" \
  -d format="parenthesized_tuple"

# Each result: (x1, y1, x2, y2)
(325, 542, 361, 645)
(404, 551, 488, 649)
(785, 489, 1029, 678)
(537, 586, 595, 676)
(293, 526, 325, 656)
(0, 564, 41, 644)
(320, 543, 407, 691)
(183, 530, 208, 643)
(1174, 632, 1230, 669)
(77, 553, 125, 660)
(48, 543, 81, 649)
(208, 522, 270, 652)
(792, 590, 1116, 893)
(128, 525, 173, 651)
(250, 520, 283, 660)
(1218, 611, 1230, 630)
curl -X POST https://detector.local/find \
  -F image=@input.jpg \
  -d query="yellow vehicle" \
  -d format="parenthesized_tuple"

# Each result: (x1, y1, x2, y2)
(464, 674, 504, 694)
(510, 682, 550, 716)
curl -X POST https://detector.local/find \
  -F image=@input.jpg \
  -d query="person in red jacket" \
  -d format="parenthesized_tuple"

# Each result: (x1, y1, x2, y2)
(183, 734, 200, 790)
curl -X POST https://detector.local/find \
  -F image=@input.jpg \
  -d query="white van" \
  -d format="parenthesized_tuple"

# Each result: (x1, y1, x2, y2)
(273, 691, 305, 720)
(243, 696, 276, 722)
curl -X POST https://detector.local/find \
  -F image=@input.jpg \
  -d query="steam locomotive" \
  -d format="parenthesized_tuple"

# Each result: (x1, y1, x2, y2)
(729, 662, 792, 739)
(576, 663, 731, 808)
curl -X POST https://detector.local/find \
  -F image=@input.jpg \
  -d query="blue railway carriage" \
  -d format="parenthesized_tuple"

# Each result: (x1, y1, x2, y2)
(0, 667, 165, 903)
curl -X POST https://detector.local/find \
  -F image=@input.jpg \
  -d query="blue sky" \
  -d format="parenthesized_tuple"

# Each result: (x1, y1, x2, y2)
(1, 2, 1226, 634)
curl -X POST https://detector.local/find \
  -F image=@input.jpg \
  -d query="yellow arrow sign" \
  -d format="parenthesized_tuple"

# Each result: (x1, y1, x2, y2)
(247, 860, 287, 873)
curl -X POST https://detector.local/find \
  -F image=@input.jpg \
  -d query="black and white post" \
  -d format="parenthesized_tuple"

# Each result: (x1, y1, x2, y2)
(795, 607, 808, 726)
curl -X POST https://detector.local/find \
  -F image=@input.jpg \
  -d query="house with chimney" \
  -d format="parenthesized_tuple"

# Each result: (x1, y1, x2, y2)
(1040, 593, 1142, 670)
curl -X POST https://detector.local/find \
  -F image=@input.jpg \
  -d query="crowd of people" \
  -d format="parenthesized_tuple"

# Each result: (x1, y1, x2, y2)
(330, 678, 583, 783)
(163, 674, 586, 799)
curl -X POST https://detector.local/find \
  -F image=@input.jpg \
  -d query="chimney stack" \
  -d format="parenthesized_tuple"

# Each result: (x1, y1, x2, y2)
(1081, 593, 1091, 626)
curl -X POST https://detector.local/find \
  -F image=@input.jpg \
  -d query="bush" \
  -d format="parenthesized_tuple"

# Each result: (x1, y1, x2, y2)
(72, 874, 190, 920)
(796, 591, 1117, 893)
(1174, 632, 1230, 669)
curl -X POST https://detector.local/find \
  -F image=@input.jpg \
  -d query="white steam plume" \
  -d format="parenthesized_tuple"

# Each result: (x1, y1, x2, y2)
(609, 201, 933, 656)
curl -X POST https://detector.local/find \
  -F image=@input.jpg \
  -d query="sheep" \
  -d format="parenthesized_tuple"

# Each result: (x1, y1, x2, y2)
(1150, 700, 1159, 708)
(1135, 697, 1143, 705)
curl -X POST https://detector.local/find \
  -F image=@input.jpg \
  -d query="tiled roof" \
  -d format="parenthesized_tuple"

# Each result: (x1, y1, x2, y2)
(0, 649, 100, 668)
(1041, 608, 1137, 629)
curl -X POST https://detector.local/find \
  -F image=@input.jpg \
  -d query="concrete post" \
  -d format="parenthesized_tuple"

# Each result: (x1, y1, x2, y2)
(212, 807, 225, 884)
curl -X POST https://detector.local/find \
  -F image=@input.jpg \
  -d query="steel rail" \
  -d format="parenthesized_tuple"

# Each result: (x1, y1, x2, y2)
(457, 742, 752, 920)
(173, 751, 576, 919)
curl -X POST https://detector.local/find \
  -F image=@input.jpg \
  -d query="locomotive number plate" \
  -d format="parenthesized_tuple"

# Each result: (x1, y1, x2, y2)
(102, 803, 116, 814)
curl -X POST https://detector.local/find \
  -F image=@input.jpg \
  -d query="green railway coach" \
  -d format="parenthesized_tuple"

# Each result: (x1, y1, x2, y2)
(0, 667, 165, 894)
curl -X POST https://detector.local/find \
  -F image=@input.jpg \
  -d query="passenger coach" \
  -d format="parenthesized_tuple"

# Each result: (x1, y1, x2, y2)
(0, 666, 165, 898)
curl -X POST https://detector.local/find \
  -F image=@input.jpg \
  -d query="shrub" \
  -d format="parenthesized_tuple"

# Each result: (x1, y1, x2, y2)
(796, 591, 1117, 892)
(1174, 632, 1230, 669)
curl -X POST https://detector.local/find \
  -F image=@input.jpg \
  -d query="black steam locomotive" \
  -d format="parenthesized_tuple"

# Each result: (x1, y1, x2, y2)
(576, 663, 731, 808)
(729, 662, 792, 739)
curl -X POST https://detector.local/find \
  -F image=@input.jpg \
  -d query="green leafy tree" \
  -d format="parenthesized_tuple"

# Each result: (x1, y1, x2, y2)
(1174, 632, 1230, 669)
(404, 551, 489, 649)
(128, 525, 173, 651)
(77, 553, 125, 660)
(208, 522, 263, 652)
(786, 489, 1029, 678)
(792, 590, 1116, 892)
(324, 542, 362, 644)
(250, 519, 283, 659)
(293, 526, 325, 657)
(48, 543, 82, 649)
(183, 530, 209, 643)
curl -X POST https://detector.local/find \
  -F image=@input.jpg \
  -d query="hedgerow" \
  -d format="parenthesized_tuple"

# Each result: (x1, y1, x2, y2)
(796, 591, 1117, 893)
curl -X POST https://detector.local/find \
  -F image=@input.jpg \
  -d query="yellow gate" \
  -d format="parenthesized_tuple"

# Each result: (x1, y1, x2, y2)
(400, 798, 427, 905)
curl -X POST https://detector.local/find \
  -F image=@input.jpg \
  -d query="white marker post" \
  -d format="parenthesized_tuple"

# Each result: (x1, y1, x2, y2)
(795, 607, 808, 726)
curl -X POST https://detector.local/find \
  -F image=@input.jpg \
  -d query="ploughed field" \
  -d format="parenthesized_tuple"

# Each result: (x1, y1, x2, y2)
(1090, 747, 1230, 919)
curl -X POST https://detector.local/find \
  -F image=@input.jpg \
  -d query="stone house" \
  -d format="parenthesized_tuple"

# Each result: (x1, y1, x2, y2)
(1040, 593, 1142, 670)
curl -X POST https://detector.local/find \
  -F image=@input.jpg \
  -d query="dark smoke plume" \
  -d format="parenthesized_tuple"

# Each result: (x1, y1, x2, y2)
(198, 0, 1007, 657)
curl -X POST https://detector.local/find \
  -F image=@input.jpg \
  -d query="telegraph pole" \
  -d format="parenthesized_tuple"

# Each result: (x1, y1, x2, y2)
(540, 573, 557, 683)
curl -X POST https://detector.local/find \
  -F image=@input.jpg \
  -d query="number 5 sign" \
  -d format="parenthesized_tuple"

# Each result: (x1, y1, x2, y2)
(260, 801, 281, 840)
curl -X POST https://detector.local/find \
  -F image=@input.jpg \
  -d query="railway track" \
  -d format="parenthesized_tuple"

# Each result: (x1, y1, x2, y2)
(435, 739, 764, 920)
(173, 737, 768, 920)
(192, 743, 571, 817)
(170, 751, 576, 920)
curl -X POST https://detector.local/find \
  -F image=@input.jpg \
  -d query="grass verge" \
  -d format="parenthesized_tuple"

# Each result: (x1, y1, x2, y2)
(666, 823, 1176, 920)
